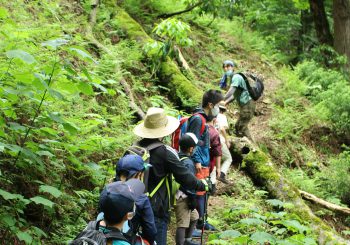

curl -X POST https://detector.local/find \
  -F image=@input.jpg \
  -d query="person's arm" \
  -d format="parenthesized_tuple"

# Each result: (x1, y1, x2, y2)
(165, 146, 206, 191)
(138, 196, 157, 244)
(224, 86, 237, 105)
(215, 156, 221, 178)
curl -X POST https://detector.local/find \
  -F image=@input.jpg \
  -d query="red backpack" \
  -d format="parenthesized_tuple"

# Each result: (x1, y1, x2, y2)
(171, 113, 206, 151)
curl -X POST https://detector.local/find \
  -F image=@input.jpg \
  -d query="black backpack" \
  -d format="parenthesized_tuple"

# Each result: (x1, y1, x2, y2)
(69, 221, 129, 245)
(238, 72, 264, 101)
(124, 141, 164, 194)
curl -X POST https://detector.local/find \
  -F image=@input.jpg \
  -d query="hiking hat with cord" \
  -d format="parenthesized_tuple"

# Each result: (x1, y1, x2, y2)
(133, 107, 180, 139)
(222, 60, 235, 68)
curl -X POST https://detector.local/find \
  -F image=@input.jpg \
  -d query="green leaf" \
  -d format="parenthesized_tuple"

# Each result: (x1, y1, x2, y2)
(250, 231, 276, 243)
(6, 50, 36, 64)
(69, 47, 97, 63)
(280, 219, 309, 234)
(266, 199, 285, 208)
(0, 7, 9, 19)
(41, 38, 69, 49)
(16, 231, 33, 244)
(30, 196, 54, 208)
(240, 218, 266, 226)
(0, 189, 23, 200)
(36, 151, 54, 157)
(48, 112, 66, 124)
(77, 82, 94, 95)
(32, 226, 47, 238)
(0, 214, 16, 227)
(219, 230, 241, 239)
(39, 185, 62, 198)
(63, 122, 79, 134)
(8, 122, 27, 132)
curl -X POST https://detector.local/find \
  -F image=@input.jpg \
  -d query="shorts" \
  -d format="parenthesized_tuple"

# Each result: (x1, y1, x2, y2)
(175, 197, 199, 228)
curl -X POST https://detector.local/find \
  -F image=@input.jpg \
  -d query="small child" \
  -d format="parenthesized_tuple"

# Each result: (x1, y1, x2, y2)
(71, 179, 144, 245)
(175, 133, 200, 245)
(115, 155, 157, 245)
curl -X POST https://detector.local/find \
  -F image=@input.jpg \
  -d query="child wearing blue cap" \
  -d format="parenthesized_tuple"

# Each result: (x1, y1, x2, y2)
(70, 179, 144, 245)
(116, 154, 157, 245)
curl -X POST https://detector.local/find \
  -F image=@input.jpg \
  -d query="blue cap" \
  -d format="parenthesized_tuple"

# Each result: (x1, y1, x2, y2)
(116, 155, 147, 179)
(223, 60, 235, 67)
(99, 179, 145, 224)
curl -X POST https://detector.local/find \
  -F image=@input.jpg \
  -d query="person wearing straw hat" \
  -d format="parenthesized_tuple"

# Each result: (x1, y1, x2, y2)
(133, 107, 210, 245)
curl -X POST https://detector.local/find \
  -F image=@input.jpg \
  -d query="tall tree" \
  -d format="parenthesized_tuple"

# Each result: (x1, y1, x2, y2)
(309, 0, 333, 45)
(333, 0, 350, 66)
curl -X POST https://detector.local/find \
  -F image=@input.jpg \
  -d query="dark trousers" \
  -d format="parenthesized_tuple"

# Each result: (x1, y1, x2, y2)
(155, 216, 168, 245)
(235, 100, 256, 140)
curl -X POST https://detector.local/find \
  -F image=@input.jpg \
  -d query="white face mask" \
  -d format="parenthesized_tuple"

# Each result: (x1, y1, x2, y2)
(211, 105, 220, 117)
(225, 70, 233, 76)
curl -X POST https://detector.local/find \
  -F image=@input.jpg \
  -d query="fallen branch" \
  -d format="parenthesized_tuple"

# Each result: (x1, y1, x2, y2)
(175, 46, 190, 70)
(120, 79, 145, 119)
(157, 1, 203, 19)
(87, 0, 145, 119)
(300, 190, 350, 216)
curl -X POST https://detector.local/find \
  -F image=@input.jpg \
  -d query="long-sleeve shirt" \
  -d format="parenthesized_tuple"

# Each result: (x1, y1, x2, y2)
(137, 138, 206, 219)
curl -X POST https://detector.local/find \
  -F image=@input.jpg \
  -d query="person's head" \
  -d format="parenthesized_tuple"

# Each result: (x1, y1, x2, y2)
(179, 133, 198, 155)
(133, 107, 179, 141)
(116, 154, 149, 181)
(99, 179, 145, 226)
(219, 102, 227, 114)
(206, 115, 217, 124)
(223, 60, 235, 76)
(202, 89, 224, 118)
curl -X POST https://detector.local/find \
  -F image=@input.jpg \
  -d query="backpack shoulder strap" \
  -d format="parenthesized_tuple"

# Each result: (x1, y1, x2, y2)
(105, 229, 129, 243)
(180, 156, 188, 161)
(87, 221, 99, 230)
(145, 141, 164, 151)
(190, 113, 206, 136)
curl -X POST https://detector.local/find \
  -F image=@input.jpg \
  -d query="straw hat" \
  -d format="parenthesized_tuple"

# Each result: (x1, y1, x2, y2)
(133, 108, 180, 139)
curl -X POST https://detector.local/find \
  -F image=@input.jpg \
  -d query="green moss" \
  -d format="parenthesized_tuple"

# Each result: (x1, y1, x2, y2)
(113, 7, 152, 43)
(158, 58, 202, 108)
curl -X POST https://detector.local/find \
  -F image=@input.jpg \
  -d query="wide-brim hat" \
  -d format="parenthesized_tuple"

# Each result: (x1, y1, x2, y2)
(133, 107, 180, 139)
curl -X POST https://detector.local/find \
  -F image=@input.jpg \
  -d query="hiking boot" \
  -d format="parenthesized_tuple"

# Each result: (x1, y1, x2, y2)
(218, 172, 229, 184)
(192, 229, 202, 238)
(196, 222, 217, 231)
(184, 239, 200, 245)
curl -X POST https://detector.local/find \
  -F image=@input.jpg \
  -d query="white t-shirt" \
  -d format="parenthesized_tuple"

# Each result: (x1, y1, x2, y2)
(217, 113, 228, 129)
(217, 113, 228, 143)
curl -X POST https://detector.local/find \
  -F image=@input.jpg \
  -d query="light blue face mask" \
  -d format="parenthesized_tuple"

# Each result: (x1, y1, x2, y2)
(211, 105, 220, 117)
(225, 70, 233, 76)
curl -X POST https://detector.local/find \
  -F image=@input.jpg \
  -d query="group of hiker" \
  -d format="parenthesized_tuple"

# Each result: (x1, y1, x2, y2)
(70, 60, 261, 245)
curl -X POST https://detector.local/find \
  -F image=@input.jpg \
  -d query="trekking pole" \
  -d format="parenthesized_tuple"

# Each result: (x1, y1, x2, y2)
(201, 177, 210, 245)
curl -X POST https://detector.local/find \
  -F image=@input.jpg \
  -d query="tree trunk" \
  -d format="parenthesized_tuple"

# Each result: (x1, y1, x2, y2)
(333, 0, 350, 68)
(309, 0, 333, 46)
(113, 6, 202, 109)
(230, 138, 349, 244)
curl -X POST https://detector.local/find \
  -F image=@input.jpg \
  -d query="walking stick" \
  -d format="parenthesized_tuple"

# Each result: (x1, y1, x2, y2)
(201, 178, 210, 245)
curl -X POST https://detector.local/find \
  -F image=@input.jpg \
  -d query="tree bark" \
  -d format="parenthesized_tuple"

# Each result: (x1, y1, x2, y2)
(333, 0, 350, 68)
(309, 0, 333, 46)
(299, 190, 350, 216)
(230, 137, 349, 244)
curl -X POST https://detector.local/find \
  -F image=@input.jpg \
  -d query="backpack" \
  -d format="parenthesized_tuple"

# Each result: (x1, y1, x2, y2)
(69, 221, 129, 245)
(171, 113, 206, 151)
(238, 72, 264, 101)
